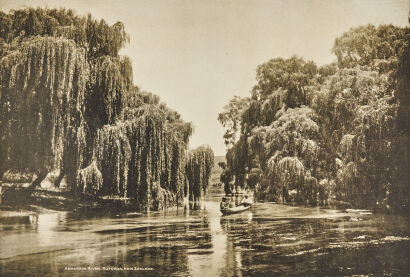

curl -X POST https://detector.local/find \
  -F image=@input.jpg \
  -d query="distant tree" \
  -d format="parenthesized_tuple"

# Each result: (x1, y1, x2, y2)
(333, 24, 407, 70)
(0, 8, 129, 59)
(218, 96, 250, 146)
(185, 146, 214, 202)
(253, 56, 317, 107)
(218, 161, 226, 170)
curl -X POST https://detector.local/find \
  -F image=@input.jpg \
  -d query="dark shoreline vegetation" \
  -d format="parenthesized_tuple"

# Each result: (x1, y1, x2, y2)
(0, 7, 214, 211)
(218, 23, 409, 213)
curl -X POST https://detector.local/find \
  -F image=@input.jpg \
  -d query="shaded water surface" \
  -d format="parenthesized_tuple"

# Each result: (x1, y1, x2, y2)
(1, 193, 409, 276)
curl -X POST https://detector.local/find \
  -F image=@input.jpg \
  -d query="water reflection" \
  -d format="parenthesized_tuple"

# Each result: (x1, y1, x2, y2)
(1, 195, 409, 276)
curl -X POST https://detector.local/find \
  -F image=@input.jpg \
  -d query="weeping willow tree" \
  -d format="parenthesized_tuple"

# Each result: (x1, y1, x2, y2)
(0, 36, 88, 189)
(313, 24, 408, 209)
(268, 157, 305, 201)
(248, 107, 328, 204)
(252, 56, 318, 113)
(219, 23, 409, 211)
(392, 24, 410, 212)
(217, 96, 250, 146)
(333, 24, 407, 70)
(79, 55, 134, 169)
(86, 55, 133, 127)
(185, 146, 214, 203)
(0, 7, 129, 59)
(218, 57, 325, 202)
(120, 105, 191, 210)
(0, 7, 130, 188)
(76, 161, 102, 197)
(94, 124, 131, 197)
(76, 104, 193, 210)
(0, 8, 212, 211)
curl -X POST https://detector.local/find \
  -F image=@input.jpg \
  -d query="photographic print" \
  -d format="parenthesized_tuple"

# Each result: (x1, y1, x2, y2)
(0, 0, 409, 276)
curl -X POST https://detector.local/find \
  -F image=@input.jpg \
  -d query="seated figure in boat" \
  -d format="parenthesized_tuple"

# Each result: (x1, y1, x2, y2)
(241, 195, 253, 206)
(220, 194, 252, 215)
(220, 196, 234, 209)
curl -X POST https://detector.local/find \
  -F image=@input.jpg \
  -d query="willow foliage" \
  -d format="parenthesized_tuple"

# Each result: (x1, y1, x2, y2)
(86, 55, 133, 127)
(0, 7, 129, 59)
(252, 56, 317, 107)
(76, 161, 102, 196)
(121, 105, 188, 210)
(218, 96, 250, 146)
(220, 24, 409, 211)
(248, 107, 325, 203)
(333, 24, 407, 69)
(0, 7, 128, 183)
(273, 157, 305, 191)
(185, 146, 214, 202)
(94, 124, 131, 197)
(0, 36, 88, 179)
(313, 65, 398, 207)
(0, 8, 206, 211)
(78, 104, 192, 210)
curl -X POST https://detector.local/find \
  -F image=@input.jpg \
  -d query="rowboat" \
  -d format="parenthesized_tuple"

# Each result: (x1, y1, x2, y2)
(220, 203, 252, 215)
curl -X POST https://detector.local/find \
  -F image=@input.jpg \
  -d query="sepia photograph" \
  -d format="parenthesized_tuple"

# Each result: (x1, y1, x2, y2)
(0, 0, 409, 276)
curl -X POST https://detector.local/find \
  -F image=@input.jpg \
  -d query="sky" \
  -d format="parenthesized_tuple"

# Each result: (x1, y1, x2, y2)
(0, 0, 409, 155)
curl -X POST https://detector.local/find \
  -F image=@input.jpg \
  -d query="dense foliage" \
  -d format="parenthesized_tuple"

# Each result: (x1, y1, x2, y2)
(0, 36, 88, 185)
(219, 24, 409, 212)
(0, 8, 213, 210)
(185, 146, 214, 202)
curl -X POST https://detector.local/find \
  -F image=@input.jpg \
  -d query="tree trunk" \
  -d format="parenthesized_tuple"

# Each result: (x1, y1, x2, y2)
(54, 169, 65, 188)
(0, 162, 10, 181)
(28, 170, 48, 193)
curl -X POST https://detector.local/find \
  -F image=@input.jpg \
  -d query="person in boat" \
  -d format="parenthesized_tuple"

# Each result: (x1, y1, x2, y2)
(241, 195, 252, 206)
(220, 196, 234, 210)
(220, 196, 229, 210)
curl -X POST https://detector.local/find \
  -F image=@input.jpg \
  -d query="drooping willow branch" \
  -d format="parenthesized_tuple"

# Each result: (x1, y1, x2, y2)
(0, 36, 88, 186)
(185, 146, 214, 202)
(77, 104, 193, 210)
(0, 8, 214, 211)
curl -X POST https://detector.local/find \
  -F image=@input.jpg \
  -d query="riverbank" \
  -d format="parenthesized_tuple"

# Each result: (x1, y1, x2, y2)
(0, 182, 200, 217)
(0, 183, 96, 210)
(0, 182, 402, 218)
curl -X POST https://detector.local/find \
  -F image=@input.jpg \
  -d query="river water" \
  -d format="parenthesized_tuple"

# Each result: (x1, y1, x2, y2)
(1, 192, 409, 276)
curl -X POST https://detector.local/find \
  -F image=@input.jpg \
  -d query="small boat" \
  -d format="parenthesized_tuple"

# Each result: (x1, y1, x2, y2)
(220, 195, 253, 215)
(220, 203, 252, 215)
